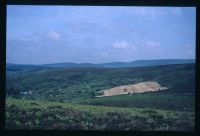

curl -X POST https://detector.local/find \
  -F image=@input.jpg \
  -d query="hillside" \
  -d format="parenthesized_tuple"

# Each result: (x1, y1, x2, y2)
(6, 63, 195, 112)
(6, 59, 195, 71)
(6, 64, 195, 101)
(6, 98, 194, 130)
(6, 63, 53, 71)
(43, 59, 195, 68)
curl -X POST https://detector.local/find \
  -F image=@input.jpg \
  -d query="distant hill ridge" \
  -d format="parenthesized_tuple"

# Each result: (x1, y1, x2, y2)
(6, 59, 195, 71)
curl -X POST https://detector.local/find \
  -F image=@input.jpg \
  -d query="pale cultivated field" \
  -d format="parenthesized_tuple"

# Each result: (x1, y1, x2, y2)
(96, 81, 168, 97)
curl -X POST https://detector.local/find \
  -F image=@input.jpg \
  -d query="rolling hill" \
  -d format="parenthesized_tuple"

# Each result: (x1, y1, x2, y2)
(6, 64, 195, 102)
(6, 59, 195, 71)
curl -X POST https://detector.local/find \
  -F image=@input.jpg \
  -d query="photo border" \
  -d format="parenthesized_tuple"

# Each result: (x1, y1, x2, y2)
(0, 0, 199, 136)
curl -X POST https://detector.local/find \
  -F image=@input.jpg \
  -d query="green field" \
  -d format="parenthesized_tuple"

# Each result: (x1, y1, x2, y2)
(5, 64, 195, 130)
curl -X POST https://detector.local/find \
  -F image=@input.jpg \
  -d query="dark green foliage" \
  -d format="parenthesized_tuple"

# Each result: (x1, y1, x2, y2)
(6, 64, 195, 101)
(79, 93, 195, 112)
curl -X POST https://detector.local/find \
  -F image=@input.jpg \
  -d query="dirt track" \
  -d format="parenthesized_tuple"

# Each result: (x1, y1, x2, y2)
(96, 81, 168, 97)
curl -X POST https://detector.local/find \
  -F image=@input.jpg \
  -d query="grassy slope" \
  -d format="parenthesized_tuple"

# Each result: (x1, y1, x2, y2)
(78, 92, 195, 112)
(6, 97, 194, 130)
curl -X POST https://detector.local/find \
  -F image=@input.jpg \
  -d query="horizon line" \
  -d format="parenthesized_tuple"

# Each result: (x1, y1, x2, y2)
(6, 58, 195, 65)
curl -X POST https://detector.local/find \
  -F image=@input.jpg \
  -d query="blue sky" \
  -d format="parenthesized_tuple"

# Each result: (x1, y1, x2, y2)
(7, 6, 196, 64)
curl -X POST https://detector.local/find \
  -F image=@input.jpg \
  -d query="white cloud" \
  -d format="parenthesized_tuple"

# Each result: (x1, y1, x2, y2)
(170, 8, 183, 16)
(127, 7, 184, 18)
(139, 40, 162, 57)
(112, 41, 130, 49)
(48, 31, 61, 40)
(133, 7, 156, 16)
(128, 7, 167, 17)
(21, 31, 62, 43)
(146, 41, 160, 48)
